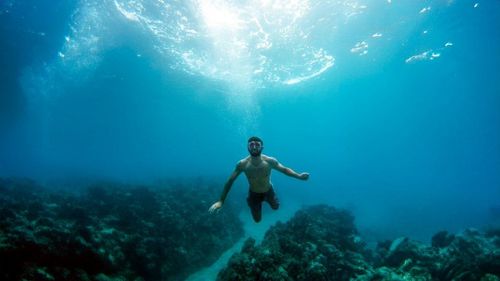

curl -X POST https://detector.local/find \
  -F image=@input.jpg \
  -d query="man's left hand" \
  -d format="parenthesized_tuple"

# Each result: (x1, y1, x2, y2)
(299, 173, 310, 180)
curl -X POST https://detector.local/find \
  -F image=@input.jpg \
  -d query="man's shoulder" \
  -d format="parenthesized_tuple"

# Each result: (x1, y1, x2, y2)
(262, 155, 278, 163)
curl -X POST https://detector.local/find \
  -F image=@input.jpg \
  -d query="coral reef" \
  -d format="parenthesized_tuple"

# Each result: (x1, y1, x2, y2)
(0, 178, 243, 281)
(2, 177, 499, 281)
(217, 205, 370, 281)
(217, 205, 500, 281)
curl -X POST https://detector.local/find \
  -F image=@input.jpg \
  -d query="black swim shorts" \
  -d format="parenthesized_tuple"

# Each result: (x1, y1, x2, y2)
(246, 186, 280, 222)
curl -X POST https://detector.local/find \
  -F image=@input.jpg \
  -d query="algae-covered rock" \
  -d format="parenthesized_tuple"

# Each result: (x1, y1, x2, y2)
(431, 230, 455, 248)
(217, 205, 372, 281)
(482, 273, 500, 281)
(218, 204, 500, 281)
(433, 228, 500, 280)
(0, 178, 244, 281)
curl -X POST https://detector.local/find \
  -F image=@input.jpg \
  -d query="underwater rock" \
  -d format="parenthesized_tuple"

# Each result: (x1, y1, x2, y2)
(482, 274, 500, 281)
(218, 204, 500, 281)
(382, 236, 438, 269)
(0, 178, 244, 281)
(217, 205, 372, 281)
(3, 177, 500, 281)
(433, 228, 500, 280)
(431, 230, 455, 248)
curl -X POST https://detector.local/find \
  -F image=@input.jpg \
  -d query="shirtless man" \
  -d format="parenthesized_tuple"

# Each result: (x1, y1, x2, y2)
(208, 136, 309, 222)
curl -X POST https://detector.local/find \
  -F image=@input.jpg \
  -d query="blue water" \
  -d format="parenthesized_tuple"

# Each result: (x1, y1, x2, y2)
(1, 0, 499, 243)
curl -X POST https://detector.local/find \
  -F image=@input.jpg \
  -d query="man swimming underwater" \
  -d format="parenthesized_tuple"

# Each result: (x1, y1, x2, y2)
(209, 136, 309, 222)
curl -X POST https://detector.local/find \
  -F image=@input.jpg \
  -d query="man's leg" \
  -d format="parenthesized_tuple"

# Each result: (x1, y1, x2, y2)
(247, 191, 264, 222)
(265, 187, 280, 210)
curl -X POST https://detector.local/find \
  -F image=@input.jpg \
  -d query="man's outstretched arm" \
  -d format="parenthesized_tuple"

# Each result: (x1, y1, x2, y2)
(269, 158, 309, 180)
(209, 162, 243, 213)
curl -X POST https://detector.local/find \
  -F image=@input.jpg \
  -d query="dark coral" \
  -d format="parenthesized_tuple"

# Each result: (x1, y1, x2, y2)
(431, 231, 455, 248)
(217, 205, 370, 281)
(0, 178, 244, 281)
(432, 229, 500, 281)
(2, 177, 499, 281)
(217, 204, 500, 281)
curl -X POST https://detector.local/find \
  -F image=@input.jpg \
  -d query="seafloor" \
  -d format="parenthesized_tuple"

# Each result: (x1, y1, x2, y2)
(0, 178, 499, 281)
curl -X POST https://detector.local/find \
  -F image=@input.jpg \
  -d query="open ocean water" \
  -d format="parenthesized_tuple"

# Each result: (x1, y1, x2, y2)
(1, 1, 500, 280)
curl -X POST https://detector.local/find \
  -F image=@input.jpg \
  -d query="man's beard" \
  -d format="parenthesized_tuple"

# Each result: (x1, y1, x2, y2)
(249, 150, 262, 157)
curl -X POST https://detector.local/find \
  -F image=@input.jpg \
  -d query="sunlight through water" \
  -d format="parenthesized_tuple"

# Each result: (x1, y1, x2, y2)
(107, 0, 368, 87)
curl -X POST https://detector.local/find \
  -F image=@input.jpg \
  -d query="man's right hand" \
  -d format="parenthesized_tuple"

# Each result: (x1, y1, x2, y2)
(208, 201, 223, 214)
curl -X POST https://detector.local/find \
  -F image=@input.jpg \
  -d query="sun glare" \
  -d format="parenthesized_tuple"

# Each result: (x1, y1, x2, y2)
(199, 0, 242, 30)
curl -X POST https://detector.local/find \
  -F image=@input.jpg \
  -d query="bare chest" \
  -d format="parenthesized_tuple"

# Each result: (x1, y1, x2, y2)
(244, 161, 271, 179)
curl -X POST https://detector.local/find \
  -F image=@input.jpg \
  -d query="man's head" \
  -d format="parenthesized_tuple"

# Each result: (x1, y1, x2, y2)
(248, 136, 264, 157)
